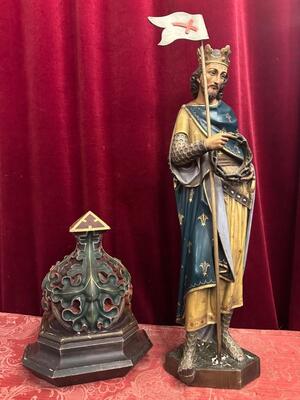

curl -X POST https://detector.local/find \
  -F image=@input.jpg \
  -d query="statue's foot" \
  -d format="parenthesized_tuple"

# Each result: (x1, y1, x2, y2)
(178, 369, 195, 385)
(222, 332, 245, 362)
(178, 355, 196, 384)
(177, 331, 197, 384)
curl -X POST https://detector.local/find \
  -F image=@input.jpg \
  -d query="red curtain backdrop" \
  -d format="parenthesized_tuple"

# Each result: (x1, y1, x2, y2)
(0, 0, 299, 330)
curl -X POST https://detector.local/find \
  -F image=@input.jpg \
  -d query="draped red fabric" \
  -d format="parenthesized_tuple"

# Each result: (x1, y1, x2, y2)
(0, 0, 299, 330)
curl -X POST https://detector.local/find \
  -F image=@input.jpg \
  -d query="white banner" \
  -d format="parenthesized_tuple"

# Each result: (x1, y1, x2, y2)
(148, 12, 209, 46)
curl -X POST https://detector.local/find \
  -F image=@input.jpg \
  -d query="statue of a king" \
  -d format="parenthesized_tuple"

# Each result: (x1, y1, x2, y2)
(169, 44, 255, 380)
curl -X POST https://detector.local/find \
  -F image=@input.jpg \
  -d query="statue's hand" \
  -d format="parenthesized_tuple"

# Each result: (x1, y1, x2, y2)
(204, 132, 236, 151)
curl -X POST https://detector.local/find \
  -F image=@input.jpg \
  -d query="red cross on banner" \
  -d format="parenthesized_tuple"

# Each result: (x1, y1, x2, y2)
(172, 18, 198, 34)
(148, 12, 209, 46)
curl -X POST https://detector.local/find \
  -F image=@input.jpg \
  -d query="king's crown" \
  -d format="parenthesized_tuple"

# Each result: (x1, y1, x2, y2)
(197, 44, 231, 67)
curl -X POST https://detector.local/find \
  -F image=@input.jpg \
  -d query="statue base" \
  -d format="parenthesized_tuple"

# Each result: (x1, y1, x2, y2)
(165, 342, 260, 389)
(22, 312, 152, 386)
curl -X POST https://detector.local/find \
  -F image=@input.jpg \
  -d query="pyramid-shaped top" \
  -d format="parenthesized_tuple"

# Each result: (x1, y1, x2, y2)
(69, 211, 111, 233)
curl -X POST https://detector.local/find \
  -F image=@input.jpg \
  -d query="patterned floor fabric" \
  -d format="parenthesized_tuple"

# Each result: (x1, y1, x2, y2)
(0, 312, 300, 399)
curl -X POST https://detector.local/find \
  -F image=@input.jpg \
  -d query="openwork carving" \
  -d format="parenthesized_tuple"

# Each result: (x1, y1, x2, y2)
(42, 230, 132, 333)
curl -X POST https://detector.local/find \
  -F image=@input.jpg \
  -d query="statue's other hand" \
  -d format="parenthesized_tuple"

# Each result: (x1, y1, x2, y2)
(204, 132, 236, 150)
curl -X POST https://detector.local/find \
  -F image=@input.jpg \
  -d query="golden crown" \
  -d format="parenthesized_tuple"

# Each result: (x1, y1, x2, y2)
(197, 44, 231, 67)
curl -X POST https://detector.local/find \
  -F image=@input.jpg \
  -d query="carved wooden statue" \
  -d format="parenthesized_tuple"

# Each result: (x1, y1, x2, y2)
(166, 44, 259, 388)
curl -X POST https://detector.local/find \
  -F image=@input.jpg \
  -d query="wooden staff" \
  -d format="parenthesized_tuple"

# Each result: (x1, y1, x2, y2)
(200, 41, 222, 359)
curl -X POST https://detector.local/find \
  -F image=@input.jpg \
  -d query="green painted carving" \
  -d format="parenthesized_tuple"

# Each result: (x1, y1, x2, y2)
(42, 231, 132, 333)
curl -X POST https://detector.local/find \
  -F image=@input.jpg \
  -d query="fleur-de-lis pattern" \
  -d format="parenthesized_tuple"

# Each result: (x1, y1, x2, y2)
(200, 261, 210, 276)
(198, 213, 208, 226)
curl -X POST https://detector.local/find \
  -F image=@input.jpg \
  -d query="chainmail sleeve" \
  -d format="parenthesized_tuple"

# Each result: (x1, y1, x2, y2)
(170, 133, 208, 166)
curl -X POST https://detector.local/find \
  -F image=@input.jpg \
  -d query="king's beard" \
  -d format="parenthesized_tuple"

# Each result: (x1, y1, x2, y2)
(208, 85, 221, 102)
(208, 93, 218, 102)
(199, 83, 220, 103)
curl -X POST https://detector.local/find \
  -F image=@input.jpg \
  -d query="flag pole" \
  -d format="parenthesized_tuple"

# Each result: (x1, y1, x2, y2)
(199, 40, 222, 360)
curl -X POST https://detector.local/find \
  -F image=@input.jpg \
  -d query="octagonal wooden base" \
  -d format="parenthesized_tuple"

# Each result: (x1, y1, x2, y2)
(165, 344, 260, 389)
(22, 312, 152, 386)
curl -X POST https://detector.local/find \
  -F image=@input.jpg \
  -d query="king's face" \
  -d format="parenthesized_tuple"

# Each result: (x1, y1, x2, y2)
(200, 62, 228, 100)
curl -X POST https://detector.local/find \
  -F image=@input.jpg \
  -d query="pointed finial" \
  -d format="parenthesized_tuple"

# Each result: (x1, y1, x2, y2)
(69, 211, 111, 233)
